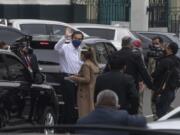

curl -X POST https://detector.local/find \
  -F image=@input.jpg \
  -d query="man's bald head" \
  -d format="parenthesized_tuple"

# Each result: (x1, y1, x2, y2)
(96, 90, 119, 109)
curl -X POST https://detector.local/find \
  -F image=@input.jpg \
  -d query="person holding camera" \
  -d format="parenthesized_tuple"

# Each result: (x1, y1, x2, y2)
(147, 36, 165, 74)
(152, 42, 179, 118)
(147, 36, 165, 120)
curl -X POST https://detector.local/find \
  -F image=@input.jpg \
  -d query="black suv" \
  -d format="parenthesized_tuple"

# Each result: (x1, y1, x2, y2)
(0, 50, 59, 128)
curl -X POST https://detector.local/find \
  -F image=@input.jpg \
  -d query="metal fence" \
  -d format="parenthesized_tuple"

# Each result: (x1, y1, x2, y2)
(148, 0, 169, 27)
(98, 0, 130, 24)
(71, 0, 130, 24)
(148, 0, 180, 37)
(169, 7, 180, 37)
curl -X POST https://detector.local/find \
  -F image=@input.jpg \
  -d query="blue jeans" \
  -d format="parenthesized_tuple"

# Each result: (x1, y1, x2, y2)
(155, 90, 175, 118)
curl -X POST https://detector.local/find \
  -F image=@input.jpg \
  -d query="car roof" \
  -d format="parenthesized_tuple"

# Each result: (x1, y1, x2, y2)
(0, 26, 28, 44)
(0, 25, 24, 33)
(82, 37, 112, 44)
(9, 19, 89, 37)
(9, 19, 73, 26)
(70, 23, 129, 30)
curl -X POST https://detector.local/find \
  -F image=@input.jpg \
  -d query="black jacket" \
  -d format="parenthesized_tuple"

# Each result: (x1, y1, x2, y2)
(152, 54, 178, 91)
(76, 107, 146, 135)
(20, 53, 40, 74)
(95, 71, 139, 114)
(112, 47, 153, 90)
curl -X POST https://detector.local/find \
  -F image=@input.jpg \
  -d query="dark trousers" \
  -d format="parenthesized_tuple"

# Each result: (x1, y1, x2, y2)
(60, 73, 77, 124)
(155, 90, 175, 118)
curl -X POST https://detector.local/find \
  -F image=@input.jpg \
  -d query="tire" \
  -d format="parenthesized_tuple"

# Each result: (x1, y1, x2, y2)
(40, 107, 56, 134)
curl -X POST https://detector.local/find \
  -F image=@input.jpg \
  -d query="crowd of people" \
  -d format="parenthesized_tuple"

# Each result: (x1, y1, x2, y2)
(54, 28, 180, 129)
(1, 27, 180, 132)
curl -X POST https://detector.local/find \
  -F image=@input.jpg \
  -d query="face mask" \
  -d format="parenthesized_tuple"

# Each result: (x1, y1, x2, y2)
(72, 40, 81, 48)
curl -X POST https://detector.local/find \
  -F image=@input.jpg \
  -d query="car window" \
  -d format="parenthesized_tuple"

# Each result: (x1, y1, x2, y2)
(34, 49, 59, 64)
(105, 43, 116, 56)
(78, 28, 115, 40)
(5, 54, 27, 81)
(20, 24, 47, 35)
(49, 25, 75, 42)
(50, 25, 66, 35)
(0, 29, 24, 44)
(92, 43, 107, 64)
(0, 55, 8, 80)
(157, 35, 171, 43)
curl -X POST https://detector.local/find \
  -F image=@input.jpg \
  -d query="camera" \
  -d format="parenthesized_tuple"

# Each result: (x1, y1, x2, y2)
(147, 44, 165, 59)
(10, 35, 32, 54)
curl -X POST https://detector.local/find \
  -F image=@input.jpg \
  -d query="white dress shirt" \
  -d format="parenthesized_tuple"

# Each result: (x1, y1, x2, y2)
(54, 36, 83, 74)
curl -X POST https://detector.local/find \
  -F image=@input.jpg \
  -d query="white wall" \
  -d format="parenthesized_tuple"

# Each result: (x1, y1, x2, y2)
(0, 0, 71, 5)
(130, 0, 149, 31)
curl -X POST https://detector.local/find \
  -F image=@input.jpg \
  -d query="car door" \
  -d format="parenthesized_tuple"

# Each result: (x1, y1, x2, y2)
(2, 53, 32, 117)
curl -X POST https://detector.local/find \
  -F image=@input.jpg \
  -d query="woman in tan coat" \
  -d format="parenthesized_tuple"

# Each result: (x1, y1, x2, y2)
(66, 46, 99, 118)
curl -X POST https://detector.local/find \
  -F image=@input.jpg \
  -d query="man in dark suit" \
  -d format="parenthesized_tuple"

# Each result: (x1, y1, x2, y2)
(95, 55, 139, 114)
(103, 37, 154, 114)
(16, 45, 43, 120)
(77, 90, 146, 135)
(117, 37, 153, 90)
(19, 46, 40, 78)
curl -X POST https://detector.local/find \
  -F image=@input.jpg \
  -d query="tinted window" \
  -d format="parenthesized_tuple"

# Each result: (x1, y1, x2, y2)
(105, 43, 116, 56)
(142, 33, 172, 43)
(160, 35, 172, 43)
(79, 28, 115, 40)
(0, 55, 8, 80)
(141, 33, 156, 39)
(20, 24, 47, 35)
(92, 43, 107, 64)
(50, 25, 73, 42)
(0, 29, 24, 44)
(34, 49, 59, 64)
(51, 25, 66, 35)
(5, 55, 27, 81)
(132, 32, 151, 49)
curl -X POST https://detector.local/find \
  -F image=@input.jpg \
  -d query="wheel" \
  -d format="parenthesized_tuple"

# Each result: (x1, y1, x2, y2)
(40, 107, 56, 134)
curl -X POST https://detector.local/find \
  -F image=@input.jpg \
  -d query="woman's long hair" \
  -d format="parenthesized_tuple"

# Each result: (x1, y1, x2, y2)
(81, 46, 98, 67)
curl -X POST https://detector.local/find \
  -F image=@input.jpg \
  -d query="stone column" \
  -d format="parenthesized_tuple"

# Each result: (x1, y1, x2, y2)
(130, 0, 149, 31)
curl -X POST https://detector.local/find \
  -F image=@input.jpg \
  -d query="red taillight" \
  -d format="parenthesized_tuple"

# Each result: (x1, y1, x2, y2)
(40, 41, 49, 46)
